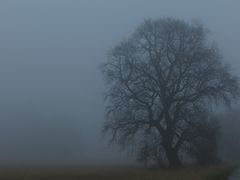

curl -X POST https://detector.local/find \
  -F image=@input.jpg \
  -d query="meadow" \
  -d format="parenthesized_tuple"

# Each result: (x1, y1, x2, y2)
(0, 165, 233, 180)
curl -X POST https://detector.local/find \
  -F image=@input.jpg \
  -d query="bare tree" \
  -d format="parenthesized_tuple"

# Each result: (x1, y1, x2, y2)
(101, 18, 239, 168)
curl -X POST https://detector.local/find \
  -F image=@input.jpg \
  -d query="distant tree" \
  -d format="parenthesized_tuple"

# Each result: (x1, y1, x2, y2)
(101, 17, 239, 168)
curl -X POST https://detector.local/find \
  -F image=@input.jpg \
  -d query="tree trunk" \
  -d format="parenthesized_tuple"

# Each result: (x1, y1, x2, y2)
(156, 119, 182, 168)
(162, 140, 182, 168)
(165, 148, 182, 168)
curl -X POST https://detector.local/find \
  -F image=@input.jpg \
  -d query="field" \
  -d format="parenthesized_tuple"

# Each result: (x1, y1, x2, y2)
(0, 165, 233, 180)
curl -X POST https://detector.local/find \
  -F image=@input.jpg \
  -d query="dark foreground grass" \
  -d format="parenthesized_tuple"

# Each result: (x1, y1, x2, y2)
(0, 165, 234, 180)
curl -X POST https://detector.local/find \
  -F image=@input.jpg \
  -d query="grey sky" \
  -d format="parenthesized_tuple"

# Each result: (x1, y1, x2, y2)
(0, 0, 239, 165)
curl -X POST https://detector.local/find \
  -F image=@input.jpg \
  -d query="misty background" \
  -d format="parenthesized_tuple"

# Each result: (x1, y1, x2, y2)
(0, 0, 239, 166)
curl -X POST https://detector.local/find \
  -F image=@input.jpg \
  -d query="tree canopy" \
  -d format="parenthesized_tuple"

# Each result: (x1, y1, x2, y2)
(101, 17, 239, 168)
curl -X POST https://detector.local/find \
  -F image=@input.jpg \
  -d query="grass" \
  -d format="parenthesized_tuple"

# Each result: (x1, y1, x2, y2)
(0, 165, 234, 180)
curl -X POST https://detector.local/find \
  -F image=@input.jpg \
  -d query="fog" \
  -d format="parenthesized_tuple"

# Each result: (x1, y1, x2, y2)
(0, 0, 239, 166)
